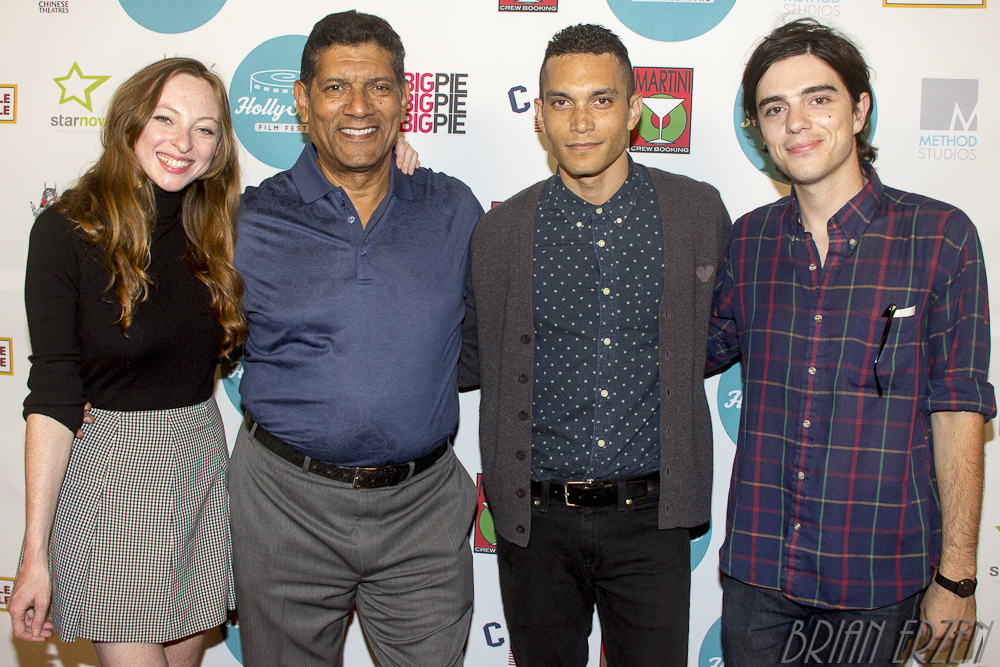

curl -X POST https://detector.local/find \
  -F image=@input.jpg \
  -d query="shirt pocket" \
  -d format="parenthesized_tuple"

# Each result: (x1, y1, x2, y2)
(850, 306, 920, 396)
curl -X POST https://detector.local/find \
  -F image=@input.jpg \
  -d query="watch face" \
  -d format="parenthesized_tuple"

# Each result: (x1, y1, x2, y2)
(956, 579, 977, 597)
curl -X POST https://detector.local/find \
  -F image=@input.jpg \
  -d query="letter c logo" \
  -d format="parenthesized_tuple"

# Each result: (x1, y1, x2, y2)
(508, 86, 530, 113)
(484, 622, 505, 647)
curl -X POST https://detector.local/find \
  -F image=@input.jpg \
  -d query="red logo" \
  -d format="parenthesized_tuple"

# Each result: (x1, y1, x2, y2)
(630, 67, 693, 154)
(474, 474, 497, 554)
(499, 0, 557, 12)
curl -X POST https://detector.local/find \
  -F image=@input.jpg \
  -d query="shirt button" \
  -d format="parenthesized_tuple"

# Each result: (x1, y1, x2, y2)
(516, 488, 526, 498)
(521, 334, 531, 344)
(803, 419, 811, 428)
(602, 287, 611, 295)
(576, 221, 583, 228)
(598, 439, 606, 447)
(600, 389, 609, 397)
(603, 337, 611, 345)
(849, 238, 857, 246)
(615, 217, 622, 224)
(518, 373, 528, 384)
(808, 367, 816, 375)
(597, 239, 606, 248)
(809, 263, 817, 271)
(595, 207, 603, 214)
(348, 215, 356, 223)
(794, 522, 801, 531)
(798, 471, 805, 480)
(516, 525, 525, 534)
(335, 191, 342, 198)
(359, 249, 366, 256)
(814, 314, 822, 323)
(516, 450, 526, 460)
(518, 411, 529, 421)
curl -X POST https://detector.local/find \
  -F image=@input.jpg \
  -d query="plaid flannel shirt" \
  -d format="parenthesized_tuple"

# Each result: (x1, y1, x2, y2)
(707, 163, 995, 609)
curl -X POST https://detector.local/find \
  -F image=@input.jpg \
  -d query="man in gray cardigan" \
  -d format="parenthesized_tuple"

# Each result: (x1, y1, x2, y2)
(461, 24, 731, 667)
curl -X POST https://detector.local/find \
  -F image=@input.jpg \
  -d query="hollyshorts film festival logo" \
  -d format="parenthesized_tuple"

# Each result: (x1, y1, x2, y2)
(499, 0, 558, 12)
(403, 72, 469, 135)
(605, 0, 735, 42)
(118, 0, 226, 33)
(631, 67, 693, 154)
(733, 87, 878, 182)
(230, 35, 309, 170)
(51, 62, 111, 131)
(0, 84, 15, 124)
(918, 78, 978, 161)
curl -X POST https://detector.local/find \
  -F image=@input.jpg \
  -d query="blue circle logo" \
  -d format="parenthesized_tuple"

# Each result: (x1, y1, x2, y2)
(230, 36, 309, 169)
(118, 0, 225, 34)
(733, 86, 878, 183)
(220, 357, 244, 415)
(698, 617, 724, 667)
(691, 522, 713, 572)
(716, 363, 742, 446)
(606, 0, 735, 42)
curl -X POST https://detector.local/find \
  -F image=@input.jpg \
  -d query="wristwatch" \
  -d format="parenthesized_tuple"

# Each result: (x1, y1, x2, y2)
(934, 570, 977, 597)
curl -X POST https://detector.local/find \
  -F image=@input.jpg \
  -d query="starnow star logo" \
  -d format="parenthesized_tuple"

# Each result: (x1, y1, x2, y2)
(53, 63, 110, 112)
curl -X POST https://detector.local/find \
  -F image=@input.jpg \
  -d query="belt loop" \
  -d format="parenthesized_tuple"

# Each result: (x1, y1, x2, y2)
(405, 460, 416, 481)
(248, 419, 258, 439)
(538, 480, 551, 513)
(617, 478, 628, 511)
(302, 456, 311, 473)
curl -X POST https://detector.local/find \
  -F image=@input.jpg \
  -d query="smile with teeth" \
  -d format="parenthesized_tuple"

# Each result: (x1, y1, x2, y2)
(341, 127, 377, 137)
(157, 153, 194, 169)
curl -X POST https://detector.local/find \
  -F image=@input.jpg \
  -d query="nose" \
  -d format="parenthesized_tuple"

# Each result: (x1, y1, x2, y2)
(345, 86, 375, 118)
(173, 126, 193, 153)
(786, 103, 810, 134)
(570, 104, 593, 134)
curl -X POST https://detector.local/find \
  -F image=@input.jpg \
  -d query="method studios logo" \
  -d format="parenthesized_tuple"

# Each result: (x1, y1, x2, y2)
(118, 0, 226, 33)
(918, 78, 977, 161)
(230, 35, 309, 170)
(499, 0, 558, 11)
(631, 67, 692, 154)
(474, 474, 497, 554)
(605, 0, 735, 42)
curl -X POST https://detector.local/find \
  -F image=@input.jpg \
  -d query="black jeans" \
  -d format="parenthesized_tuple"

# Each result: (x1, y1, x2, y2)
(496, 489, 690, 667)
(721, 575, 924, 667)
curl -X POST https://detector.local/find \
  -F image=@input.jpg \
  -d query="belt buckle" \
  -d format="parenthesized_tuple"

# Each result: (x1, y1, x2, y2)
(353, 467, 381, 489)
(563, 481, 590, 507)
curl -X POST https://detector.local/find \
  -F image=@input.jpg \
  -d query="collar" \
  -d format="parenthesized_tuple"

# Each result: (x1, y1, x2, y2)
(787, 161, 884, 242)
(549, 156, 642, 225)
(289, 143, 414, 205)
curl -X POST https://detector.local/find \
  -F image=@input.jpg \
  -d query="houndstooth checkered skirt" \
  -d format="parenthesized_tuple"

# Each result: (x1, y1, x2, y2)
(47, 398, 234, 643)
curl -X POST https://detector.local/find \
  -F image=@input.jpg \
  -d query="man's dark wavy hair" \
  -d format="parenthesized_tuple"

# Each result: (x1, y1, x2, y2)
(300, 10, 406, 90)
(539, 24, 634, 99)
(742, 18, 877, 163)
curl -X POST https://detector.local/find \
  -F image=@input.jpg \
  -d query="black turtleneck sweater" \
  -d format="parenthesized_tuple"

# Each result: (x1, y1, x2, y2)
(23, 185, 224, 433)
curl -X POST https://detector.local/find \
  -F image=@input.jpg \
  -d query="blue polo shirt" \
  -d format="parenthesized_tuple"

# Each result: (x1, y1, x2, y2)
(236, 144, 483, 466)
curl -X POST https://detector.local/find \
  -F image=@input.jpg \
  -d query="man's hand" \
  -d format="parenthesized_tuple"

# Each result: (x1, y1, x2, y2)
(394, 136, 420, 175)
(8, 559, 54, 642)
(74, 402, 93, 439)
(918, 581, 976, 660)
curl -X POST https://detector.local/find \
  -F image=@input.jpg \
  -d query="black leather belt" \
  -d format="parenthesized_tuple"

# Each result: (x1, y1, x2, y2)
(244, 413, 449, 488)
(531, 472, 659, 507)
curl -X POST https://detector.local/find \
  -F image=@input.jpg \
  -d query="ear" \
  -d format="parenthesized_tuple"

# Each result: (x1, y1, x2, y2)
(534, 97, 545, 133)
(401, 80, 410, 115)
(627, 92, 642, 132)
(853, 92, 871, 136)
(293, 80, 310, 123)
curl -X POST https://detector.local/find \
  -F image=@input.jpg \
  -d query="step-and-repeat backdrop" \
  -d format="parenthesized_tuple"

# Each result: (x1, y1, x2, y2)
(2, 1, 998, 665)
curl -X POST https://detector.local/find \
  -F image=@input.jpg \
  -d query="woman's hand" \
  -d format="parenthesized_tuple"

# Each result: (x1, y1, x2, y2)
(9, 559, 54, 641)
(394, 136, 420, 175)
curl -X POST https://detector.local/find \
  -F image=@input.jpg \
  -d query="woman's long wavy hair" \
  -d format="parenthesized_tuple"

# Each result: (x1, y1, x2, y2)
(57, 58, 246, 355)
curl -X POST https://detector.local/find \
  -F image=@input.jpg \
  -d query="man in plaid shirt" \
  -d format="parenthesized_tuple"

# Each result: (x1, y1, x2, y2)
(708, 19, 995, 666)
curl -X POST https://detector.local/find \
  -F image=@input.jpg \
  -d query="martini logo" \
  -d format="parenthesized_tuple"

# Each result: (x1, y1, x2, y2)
(230, 36, 308, 169)
(0, 577, 12, 612)
(474, 474, 497, 554)
(918, 79, 977, 161)
(403, 72, 468, 135)
(39, 1, 69, 12)
(698, 617, 724, 667)
(716, 362, 741, 446)
(119, 0, 226, 33)
(499, 0, 558, 11)
(31, 183, 59, 218)
(631, 67, 692, 154)
(220, 357, 244, 415)
(606, 0, 735, 42)
(0, 85, 15, 123)
(734, 86, 878, 182)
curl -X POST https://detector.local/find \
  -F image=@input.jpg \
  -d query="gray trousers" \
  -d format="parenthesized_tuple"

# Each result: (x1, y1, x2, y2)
(228, 423, 476, 666)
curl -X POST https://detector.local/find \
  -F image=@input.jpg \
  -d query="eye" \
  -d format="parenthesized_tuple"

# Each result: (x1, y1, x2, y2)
(763, 105, 784, 117)
(197, 126, 217, 136)
(812, 96, 829, 105)
(152, 115, 172, 124)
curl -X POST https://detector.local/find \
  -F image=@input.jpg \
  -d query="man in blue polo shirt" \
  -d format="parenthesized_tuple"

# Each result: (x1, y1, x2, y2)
(229, 11, 482, 667)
